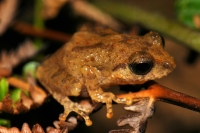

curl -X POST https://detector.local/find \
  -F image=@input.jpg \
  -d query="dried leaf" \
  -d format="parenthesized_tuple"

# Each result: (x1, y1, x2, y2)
(1, 94, 13, 113)
(32, 124, 45, 133)
(53, 117, 77, 131)
(46, 127, 61, 133)
(0, 40, 37, 76)
(14, 98, 29, 114)
(112, 98, 155, 133)
(109, 129, 134, 133)
(21, 123, 32, 133)
(0, 122, 70, 133)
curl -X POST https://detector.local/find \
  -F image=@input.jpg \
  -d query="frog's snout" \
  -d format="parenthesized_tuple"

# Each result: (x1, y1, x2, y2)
(162, 57, 176, 73)
(163, 61, 176, 70)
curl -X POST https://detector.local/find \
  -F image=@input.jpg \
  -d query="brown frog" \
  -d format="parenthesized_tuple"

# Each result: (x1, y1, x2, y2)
(36, 25, 176, 126)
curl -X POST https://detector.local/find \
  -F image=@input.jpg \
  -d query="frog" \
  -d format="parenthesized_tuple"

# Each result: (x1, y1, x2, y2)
(36, 25, 176, 126)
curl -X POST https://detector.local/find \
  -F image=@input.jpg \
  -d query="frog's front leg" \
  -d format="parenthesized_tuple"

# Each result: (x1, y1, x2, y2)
(81, 66, 132, 118)
(52, 92, 93, 126)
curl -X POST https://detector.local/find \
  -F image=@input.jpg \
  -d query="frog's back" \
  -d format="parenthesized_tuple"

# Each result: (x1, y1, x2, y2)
(37, 25, 144, 84)
(36, 26, 122, 94)
(61, 26, 140, 77)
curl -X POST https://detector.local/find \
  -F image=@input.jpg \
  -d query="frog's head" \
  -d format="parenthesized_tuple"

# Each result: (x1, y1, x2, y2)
(110, 31, 176, 85)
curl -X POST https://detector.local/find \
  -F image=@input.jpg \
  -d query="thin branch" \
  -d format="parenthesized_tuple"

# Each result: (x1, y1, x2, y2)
(12, 21, 71, 42)
(42, 0, 69, 19)
(70, 0, 122, 31)
(7, 77, 34, 92)
(0, 68, 11, 78)
(93, 0, 200, 53)
(7, 77, 47, 107)
(0, 0, 18, 35)
(117, 81, 200, 113)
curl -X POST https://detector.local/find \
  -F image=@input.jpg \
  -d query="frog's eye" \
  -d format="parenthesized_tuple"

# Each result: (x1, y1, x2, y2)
(128, 58, 154, 75)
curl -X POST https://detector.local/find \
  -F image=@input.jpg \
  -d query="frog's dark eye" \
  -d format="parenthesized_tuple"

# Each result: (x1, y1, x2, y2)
(128, 58, 154, 75)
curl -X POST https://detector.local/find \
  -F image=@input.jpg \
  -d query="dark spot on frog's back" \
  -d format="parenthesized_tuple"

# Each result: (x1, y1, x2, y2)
(72, 42, 104, 52)
(142, 41, 153, 47)
(113, 63, 126, 71)
(141, 46, 149, 51)
(119, 34, 133, 44)
(51, 68, 63, 79)
(61, 77, 67, 83)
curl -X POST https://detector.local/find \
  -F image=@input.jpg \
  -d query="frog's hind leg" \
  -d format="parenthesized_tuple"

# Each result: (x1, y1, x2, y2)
(52, 92, 93, 126)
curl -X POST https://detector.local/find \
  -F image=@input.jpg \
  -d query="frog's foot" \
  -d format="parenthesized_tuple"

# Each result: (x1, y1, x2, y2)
(90, 92, 133, 119)
(113, 96, 133, 106)
(53, 93, 93, 126)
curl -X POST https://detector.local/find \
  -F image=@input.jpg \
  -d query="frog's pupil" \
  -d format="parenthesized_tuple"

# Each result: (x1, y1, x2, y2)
(129, 60, 153, 75)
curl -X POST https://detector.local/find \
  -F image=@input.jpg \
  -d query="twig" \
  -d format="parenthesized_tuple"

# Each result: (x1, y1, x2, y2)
(0, 0, 18, 35)
(117, 81, 200, 113)
(7, 77, 34, 92)
(7, 77, 47, 105)
(12, 21, 71, 42)
(0, 68, 12, 77)
(93, 0, 200, 53)
(42, 0, 69, 19)
(70, 0, 122, 31)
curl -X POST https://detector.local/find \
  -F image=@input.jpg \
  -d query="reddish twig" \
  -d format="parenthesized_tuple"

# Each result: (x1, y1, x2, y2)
(7, 77, 47, 104)
(117, 81, 200, 112)
(12, 21, 71, 42)
(7, 77, 36, 92)
(0, 68, 12, 78)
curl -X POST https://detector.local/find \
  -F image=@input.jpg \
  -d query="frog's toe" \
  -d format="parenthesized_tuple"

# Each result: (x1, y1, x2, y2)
(106, 111, 113, 118)
(62, 103, 92, 126)
(85, 119, 93, 126)
(53, 93, 93, 126)
(114, 97, 133, 105)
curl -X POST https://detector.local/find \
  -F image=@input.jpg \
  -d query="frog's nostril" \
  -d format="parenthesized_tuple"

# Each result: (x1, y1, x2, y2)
(163, 62, 175, 70)
(164, 62, 170, 68)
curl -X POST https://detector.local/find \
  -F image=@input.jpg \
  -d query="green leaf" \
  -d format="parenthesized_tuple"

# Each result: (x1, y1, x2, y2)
(175, 0, 200, 28)
(22, 61, 39, 79)
(10, 88, 22, 102)
(34, 0, 45, 49)
(0, 119, 11, 127)
(0, 78, 9, 101)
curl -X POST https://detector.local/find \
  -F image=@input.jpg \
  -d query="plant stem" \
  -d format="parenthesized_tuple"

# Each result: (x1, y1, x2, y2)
(12, 22, 71, 42)
(34, 0, 44, 49)
(93, 0, 200, 53)
(117, 81, 200, 113)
